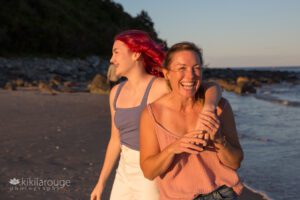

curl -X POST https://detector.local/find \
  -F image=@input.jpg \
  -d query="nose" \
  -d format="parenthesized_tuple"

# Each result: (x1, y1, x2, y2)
(110, 54, 114, 64)
(185, 68, 195, 79)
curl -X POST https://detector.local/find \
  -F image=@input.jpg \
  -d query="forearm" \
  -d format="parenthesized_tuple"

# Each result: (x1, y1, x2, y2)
(203, 82, 222, 109)
(141, 146, 175, 180)
(214, 139, 243, 170)
(98, 139, 121, 186)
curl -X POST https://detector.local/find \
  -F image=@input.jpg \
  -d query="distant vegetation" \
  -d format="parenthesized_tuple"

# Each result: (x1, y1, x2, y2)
(0, 0, 166, 57)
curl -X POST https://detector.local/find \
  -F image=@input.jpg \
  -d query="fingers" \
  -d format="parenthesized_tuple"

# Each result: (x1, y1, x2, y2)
(199, 114, 220, 136)
(200, 109, 219, 121)
(90, 193, 97, 200)
(204, 133, 210, 141)
(185, 131, 204, 137)
(179, 142, 204, 154)
(90, 194, 94, 200)
(90, 190, 100, 200)
(180, 147, 201, 154)
(199, 113, 220, 129)
(183, 136, 207, 145)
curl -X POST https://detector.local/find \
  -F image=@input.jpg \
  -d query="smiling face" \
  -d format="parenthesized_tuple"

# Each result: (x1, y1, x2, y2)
(110, 40, 136, 77)
(164, 50, 202, 98)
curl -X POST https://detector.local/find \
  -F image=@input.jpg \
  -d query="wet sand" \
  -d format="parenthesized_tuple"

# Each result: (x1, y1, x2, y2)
(0, 90, 267, 199)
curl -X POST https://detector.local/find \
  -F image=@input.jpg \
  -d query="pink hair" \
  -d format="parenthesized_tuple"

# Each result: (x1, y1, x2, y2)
(115, 30, 165, 77)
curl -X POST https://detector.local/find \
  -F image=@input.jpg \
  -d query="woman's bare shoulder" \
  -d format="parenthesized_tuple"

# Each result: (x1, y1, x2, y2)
(149, 93, 170, 111)
(148, 77, 170, 103)
(109, 83, 122, 104)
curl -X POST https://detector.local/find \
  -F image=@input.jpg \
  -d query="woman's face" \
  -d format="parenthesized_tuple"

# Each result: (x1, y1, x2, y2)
(166, 50, 202, 98)
(110, 40, 135, 77)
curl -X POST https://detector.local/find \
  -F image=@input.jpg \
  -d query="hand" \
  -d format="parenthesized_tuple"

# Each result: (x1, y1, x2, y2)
(197, 107, 222, 142)
(90, 182, 104, 200)
(167, 131, 208, 155)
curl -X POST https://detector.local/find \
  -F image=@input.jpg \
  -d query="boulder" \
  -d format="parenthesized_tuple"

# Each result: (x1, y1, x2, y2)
(213, 78, 256, 94)
(38, 81, 57, 95)
(234, 84, 256, 94)
(88, 74, 109, 94)
(4, 82, 17, 91)
(14, 78, 25, 87)
(236, 76, 250, 86)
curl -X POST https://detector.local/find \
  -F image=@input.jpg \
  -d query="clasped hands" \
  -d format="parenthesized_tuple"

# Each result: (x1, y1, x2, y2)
(168, 106, 222, 155)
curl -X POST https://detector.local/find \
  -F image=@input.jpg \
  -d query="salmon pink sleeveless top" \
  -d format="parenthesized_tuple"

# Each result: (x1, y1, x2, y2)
(147, 104, 243, 200)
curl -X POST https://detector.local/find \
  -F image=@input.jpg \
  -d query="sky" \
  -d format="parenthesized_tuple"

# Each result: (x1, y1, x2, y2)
(114, 0, 300, 67)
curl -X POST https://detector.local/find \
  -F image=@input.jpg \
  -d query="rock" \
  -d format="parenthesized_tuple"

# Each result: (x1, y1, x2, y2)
(49, 75, 62, 87)
(213, 78, 256, 94)
(14, 78, 25, 87)
(23, 81, 35, 87)
(60, 81, 88, 93)
(234, 84, 257, 94)
(38, 81, 57, 95)
(235, 76, 257, 94)
(250, 79, 262, 87)
(213, 79, 236, 92)
(4, 82, 17, 91)
(236, 76, 250, 86)
(0, 74, 8, 88)
(86, 56, 101, 68)
(88, 74, 109, 94)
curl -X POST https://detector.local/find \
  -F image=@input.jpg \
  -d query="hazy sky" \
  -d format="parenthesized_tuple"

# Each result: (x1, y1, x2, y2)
(114, 0, 300, 67)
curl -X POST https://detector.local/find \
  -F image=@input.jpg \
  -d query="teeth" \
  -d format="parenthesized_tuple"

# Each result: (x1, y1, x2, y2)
(181, 83, 194, 90)
(180, 82, 196, 90)
(181, 82, 194, 86)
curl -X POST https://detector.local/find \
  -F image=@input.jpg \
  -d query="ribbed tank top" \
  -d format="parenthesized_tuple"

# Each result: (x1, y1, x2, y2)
(114, 77, 156, 150)
(147, 104, 244, 200)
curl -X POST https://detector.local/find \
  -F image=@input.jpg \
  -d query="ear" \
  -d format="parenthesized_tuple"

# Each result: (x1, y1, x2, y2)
(132, 52, 142, 61)
(162, 68, 169, 80)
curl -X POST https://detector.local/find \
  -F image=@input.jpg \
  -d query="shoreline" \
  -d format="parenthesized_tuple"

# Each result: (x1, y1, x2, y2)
(1, 57, 299, 96)
(241, 184, 271, 200)
(0, 90, 269, 199)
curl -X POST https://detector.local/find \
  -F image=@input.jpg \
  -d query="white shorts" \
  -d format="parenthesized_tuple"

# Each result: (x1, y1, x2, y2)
(110, 145, 159, 200)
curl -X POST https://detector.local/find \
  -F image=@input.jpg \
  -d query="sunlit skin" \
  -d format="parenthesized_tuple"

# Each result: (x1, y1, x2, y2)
(164, 50, 202, 100)
(110, 40, 141, 78)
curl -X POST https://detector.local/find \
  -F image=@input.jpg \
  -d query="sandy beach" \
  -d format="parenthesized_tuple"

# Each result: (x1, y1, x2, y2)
(0, 90, 268, 200)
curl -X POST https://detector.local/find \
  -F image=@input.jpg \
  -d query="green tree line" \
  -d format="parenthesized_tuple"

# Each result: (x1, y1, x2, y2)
(0, 0, 166, 57)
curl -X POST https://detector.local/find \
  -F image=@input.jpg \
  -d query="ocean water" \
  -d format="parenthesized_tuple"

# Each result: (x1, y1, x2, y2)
(223, 68, 300, 200)
(230, 66, 300, 73)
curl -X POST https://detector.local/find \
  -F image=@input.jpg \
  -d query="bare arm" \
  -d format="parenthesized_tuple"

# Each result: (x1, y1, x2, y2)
(139, 108, 174, 180)
(201, 81, 223, 110)
(214, 100, 244, 169)
(91, 85, 121, 200)
(139, 107, 206, 180)
(147, 78, 170, 103)
(194, 81, 222, 132)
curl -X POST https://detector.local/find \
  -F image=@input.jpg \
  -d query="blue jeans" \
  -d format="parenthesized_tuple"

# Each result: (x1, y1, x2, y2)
(194, 185, 238, 200)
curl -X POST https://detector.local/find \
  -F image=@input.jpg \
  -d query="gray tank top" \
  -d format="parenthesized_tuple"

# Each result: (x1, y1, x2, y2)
(114, 77, 156, 150)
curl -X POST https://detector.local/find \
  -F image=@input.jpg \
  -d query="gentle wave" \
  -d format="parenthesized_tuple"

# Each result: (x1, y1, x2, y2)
(243, 183, 273, 200)
(239, 133, 274, 143)
(254, 94, 300, 107)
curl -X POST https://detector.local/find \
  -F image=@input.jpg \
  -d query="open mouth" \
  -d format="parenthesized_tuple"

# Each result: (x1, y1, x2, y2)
(180, 81, 197, 90)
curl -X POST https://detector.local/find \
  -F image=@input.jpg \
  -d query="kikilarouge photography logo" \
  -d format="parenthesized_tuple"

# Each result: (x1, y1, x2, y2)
(8, 177, 71, 192)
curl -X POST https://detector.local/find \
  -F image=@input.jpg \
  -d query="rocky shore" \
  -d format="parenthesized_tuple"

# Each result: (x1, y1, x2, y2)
(1, 57, 299, 95)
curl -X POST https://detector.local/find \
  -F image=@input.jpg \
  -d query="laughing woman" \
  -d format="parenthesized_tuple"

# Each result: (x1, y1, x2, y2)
(140, 42, 244, 200)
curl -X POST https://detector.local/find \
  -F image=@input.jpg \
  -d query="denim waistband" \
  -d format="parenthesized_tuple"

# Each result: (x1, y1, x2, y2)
(194, 185, 238, 200)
